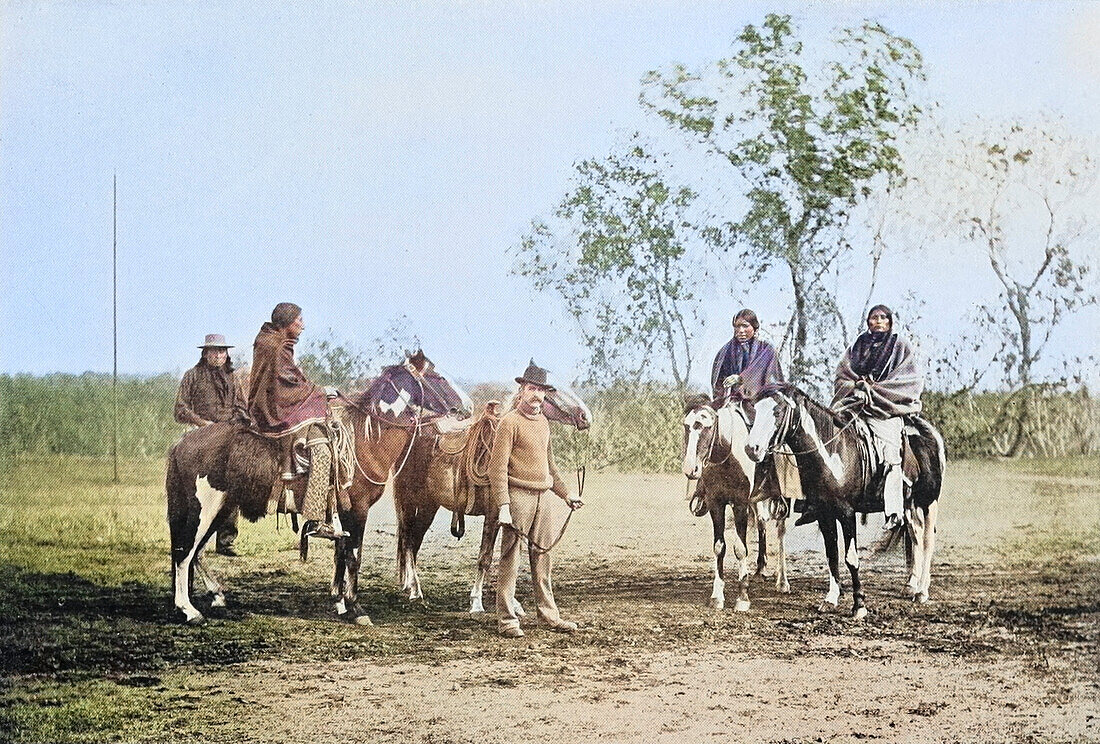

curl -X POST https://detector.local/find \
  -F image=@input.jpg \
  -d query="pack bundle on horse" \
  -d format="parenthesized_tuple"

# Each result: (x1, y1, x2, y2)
(745, 384, 945, 618)
(392, 384, 591, 612)
(682, 393, 794, 612)
(167, 351, 470, 626)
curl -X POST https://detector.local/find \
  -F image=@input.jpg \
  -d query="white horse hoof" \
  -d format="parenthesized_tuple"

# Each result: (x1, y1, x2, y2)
(184, 612, 206, 626)
(708, 598, 725, 610)
(469, 601, 485, 615)
(354, 614, 374, 626)
(210, 594, 226, 609)
(915, 592, 930, 604)
(733, 599, 751, 613)
(852, 606, 868, 621)
(777, 580, 790, 594)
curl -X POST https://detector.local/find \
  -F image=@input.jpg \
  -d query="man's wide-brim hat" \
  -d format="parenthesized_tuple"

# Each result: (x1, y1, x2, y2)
(198, 333, 233, 349)
(515, 360, 555, 391)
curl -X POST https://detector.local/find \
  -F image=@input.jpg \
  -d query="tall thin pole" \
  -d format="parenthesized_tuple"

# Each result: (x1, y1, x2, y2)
(113, 174, 119, 484)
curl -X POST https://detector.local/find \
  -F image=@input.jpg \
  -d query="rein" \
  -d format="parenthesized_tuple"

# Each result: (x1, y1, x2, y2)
(521, 491, 575, 555)
(764, 396, 859, 457)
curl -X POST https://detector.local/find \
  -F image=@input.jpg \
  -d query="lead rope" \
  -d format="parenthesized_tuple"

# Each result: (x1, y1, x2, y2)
(522, 490, 575, 555)
(519, 426, 587, 555)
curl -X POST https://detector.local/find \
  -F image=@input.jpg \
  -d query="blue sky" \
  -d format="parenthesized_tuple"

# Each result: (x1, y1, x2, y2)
(2, 1, 1098, 388)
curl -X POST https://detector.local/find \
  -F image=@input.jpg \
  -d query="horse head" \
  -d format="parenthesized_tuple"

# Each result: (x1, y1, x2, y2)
(682, 394, 718, 480)
(542, 385, 592, 431)
(745, 385, 797, 463)
(362, 352, 472, 426)
(502, 383, 592, 431)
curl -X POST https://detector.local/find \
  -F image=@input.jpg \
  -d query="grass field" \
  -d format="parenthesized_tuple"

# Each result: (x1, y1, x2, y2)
(1, 454, 1098, 743)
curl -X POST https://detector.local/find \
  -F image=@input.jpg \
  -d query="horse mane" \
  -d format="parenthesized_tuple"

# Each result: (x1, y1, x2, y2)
(683, 393, 712, 415)
(767, 383, 843, 442)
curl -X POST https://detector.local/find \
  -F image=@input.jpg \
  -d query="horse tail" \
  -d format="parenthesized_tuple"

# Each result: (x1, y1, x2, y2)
(863, 521, 906, 558)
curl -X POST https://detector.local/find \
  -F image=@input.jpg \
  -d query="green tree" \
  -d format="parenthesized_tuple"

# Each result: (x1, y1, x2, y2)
(299, 316, 421, 388)
(516, 143, 701, 390)
(931, 117, 1098, 455)
(641, 14, 926, 389)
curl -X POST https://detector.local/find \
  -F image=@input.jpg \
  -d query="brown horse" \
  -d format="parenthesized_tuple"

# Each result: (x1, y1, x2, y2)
(167, 353, 470, 625)
(682, 395, 794, 612)
(392, 385, 591, 612)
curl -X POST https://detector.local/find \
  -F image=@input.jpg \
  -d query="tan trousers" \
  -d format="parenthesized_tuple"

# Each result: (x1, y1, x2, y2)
(496, 486, 566, 632)
(867, 416, 904, 518)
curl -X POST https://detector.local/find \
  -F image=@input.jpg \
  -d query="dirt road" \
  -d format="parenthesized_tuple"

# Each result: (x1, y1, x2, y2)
(185, 462, 1099, 744)
(2, 458, 1098, 743)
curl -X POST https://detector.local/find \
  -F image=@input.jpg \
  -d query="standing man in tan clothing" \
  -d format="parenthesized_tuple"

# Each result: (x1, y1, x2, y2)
(489, 361, 584, 638)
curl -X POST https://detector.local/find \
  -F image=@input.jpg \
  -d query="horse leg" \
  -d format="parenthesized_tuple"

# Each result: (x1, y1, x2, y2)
(708, 497, 727, 610)
(817, 511, 843, 612)
(405, 505, 438, 602)
(172, 477, 225, 625)
(840, 510, 866, 619)
(338, 515, 373, 626)
(775, 508, 790, 594)
(904, 502, 923, 597)
(917, 501, 938, 603)
(732, 504, 752, 613)
(469, 511, 500, 613)
(193, 553, 226, 610)
(754, 517, 767, 577)
(469, 514, 496, 614)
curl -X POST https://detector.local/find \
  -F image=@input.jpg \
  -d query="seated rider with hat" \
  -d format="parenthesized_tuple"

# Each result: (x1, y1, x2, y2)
(175, 332, 244, 555)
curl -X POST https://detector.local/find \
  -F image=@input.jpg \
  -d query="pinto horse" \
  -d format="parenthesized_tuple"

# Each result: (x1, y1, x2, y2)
(745, 385, 945, 618)
(392, 385, 591, 613)
(167, 352, 470, 625)
(682, 396, 792, 612)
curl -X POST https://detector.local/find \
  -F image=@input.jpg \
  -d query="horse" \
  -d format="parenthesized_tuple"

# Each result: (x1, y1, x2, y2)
(744, 384, 945, 618)
(166, 352, 470, 626)
(392, 385, 591, 613)
(682, 395, 792, 612)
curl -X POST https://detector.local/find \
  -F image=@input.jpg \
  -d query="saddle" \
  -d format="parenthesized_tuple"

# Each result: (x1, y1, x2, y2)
(247, 400, 355, 518)
(848, 415, 926, 513)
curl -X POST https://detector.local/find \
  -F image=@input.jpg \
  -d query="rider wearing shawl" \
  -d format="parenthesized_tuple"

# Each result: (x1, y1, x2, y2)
(249, 302, 342, 542)
(711, 309, 784, 420)
(710, 309, 796, 512)
(831, 304, 924, 531)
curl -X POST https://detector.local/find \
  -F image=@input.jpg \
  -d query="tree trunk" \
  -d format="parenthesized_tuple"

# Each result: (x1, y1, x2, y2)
(789, 264, 809, 383)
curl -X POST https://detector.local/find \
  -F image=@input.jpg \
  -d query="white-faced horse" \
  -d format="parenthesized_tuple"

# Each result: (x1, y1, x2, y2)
(166, 352, 470, 625)
(745, 385, 945, 618)
(682, 395, 790, 612)
(393, 384, 591, 614)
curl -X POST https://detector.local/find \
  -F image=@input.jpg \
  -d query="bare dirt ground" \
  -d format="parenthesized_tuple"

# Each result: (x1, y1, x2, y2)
(2, 458, 1099, 743)
(187, 462, 1099, 744)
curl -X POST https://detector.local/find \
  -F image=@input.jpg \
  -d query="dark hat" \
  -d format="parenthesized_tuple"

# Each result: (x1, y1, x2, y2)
(515, 360, 556, 391)
(198, 333, 233, 349)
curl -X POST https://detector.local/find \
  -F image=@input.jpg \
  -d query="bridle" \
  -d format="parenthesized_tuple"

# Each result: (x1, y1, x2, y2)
(759, 391, 859, 458)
